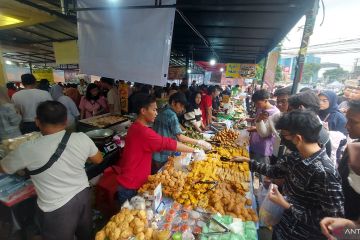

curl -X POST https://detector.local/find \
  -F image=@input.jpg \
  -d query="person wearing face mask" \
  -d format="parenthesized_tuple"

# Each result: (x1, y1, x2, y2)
(337, 100, 360, 220)
(287, 91, 333, 158)
(233, 110, 344, 240)
(152, 92, 211, 173)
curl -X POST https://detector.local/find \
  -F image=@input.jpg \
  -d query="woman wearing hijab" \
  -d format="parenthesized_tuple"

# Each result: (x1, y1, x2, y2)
(79, 83, 108, 119)
(318, 90, 347, 135)
(50, 85, 80, 131)
(182, 91, 206, 132)
(0, 86, 22, 141)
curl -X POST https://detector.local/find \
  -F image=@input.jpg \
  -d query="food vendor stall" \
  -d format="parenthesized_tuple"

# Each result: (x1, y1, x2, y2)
(77, 113, 131, 179)
(95, 97, 259, 240)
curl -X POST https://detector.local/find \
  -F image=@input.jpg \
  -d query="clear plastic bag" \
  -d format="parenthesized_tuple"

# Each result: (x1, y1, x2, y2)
(259, 184, 285, 226)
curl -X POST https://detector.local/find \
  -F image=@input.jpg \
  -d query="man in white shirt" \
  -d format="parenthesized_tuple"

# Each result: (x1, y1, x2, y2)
(0, 101, 103, 240)
(77, 78, 87, 96)
(100, 77, 121, 114)
(12, 74, 52, 134)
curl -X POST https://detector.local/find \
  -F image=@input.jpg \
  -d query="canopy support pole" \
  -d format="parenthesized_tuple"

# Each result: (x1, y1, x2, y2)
(291, 0, 319, 94)
(260, 55, 268, 89)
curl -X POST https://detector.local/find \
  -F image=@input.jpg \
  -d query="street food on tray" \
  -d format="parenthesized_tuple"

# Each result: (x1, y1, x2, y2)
(211, 146, 250, 159)
(211, 129, 240, 146)
(95, 208, 164, 240)
(139, 155, 257, 220)
(184, 127, 204, 140)
(152, 230, 171, 240)
(84, 115, 127, 128)
(206, 182, 258, 221)
(139, 168, 187, 197)
(1, 132, 41, 152)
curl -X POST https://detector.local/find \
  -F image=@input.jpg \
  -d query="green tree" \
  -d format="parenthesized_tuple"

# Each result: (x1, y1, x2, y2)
(323, 67, 349, 83)
(275, 65, 283, 82)
(302, 63, 321, 83)
(256, 58, 265, 81)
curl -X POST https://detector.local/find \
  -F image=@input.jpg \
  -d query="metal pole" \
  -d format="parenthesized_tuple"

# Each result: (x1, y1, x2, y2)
(185, 53, 189, 84)
(260, 55, 268, 89)
(29, 62, 33, 74)
(291, 0, 319, 94)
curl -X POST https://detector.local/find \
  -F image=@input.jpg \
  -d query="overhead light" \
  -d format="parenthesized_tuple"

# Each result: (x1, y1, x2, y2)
(187, 69, 192, 74)
(220, 68, 224, 72)
(5, 60, 12, 65)
(0, 15, 23, 27)
(210, 59, 216, 66)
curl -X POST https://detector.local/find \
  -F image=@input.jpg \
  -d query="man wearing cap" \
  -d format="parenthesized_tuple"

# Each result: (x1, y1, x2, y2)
(152, 92, 211, 173)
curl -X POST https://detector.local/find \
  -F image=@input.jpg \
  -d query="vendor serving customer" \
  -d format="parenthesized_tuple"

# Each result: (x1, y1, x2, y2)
(152, 92, 212, 173)
(115, 93, 197, 205)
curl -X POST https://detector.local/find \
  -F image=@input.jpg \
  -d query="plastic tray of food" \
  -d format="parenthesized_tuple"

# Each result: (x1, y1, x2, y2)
(79, 113, 129, 129)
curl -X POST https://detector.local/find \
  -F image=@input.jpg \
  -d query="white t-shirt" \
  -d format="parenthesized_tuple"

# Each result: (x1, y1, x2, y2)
(107, 87, 121, 113)
(256, 112, 282, 157)
(12, 89, 52, 122)
(0, 131, 98, 212)
(77, 84, 87, 96)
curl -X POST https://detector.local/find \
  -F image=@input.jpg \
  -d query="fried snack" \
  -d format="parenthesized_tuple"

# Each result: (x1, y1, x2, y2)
(96, 208, 154, 240)
(212, 129, 240, 146)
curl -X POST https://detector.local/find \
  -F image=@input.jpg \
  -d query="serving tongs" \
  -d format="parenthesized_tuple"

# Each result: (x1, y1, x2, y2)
(220, 156, 231, 162)
(206, 140, 221, 147)
(194, 215, 231, 237)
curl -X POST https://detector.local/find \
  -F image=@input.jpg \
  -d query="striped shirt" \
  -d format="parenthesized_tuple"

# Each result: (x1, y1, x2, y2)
(183, 107, 203, 129)
(250, 148, 344, 240)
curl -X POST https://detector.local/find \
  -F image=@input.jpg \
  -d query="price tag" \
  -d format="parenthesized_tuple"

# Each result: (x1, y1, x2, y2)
(153, 183, 162, 211)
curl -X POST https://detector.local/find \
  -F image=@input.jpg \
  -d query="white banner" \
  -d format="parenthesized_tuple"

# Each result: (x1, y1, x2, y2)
(77, 0, 176, 86)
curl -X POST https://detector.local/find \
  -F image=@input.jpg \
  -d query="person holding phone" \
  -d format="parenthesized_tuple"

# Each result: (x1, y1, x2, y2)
(249, 90, 280, 166)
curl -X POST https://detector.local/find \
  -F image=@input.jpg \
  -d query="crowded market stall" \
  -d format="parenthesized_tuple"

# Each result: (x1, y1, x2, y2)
(0, 94, 259, 239)
(0, 1, 329, 240)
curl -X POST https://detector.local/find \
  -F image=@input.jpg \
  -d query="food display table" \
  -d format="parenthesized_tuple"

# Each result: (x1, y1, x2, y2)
(96, 125, 259, 240)
(0, 174, 37, 239)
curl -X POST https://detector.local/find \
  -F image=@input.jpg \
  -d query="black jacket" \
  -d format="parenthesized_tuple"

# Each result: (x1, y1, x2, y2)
(338, 144, 360, 220)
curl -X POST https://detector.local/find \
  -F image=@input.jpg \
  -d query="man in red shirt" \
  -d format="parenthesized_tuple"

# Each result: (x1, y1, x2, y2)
(6, 82, 17, 99)
(200, 86, 220, 126)
(116, 93, 195, 205)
